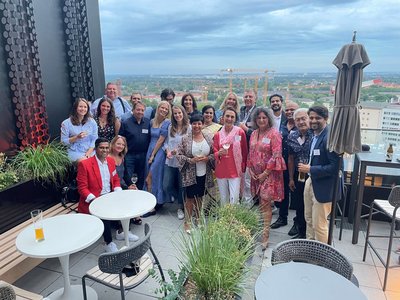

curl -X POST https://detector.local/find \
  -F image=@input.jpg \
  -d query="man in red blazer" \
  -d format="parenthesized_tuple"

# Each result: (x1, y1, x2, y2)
(77, 137, 122, 252)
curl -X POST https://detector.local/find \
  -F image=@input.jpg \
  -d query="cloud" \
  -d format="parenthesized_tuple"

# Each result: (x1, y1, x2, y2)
(98, 0, 400, 74)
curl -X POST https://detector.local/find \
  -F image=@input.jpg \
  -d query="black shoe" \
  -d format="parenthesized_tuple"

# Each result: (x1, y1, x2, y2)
(288, 224, 299, 236)
(141, 210, 156, 218)
(270, 217, 288, 229)
(292, 232, 306, 239)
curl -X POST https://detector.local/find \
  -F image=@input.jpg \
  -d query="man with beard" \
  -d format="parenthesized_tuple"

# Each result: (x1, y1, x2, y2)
(269, 94, 290, 230)
(298, 105, 340, 243)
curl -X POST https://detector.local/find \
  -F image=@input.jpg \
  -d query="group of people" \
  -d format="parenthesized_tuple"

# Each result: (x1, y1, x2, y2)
(60, 82, 340, 252)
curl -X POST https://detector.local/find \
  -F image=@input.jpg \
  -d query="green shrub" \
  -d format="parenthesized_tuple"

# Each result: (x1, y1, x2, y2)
(12, 141, 70, 185)
(180, 218, 254, 299)
(213, 204, 261, 236)
(0, 169, 19, 191)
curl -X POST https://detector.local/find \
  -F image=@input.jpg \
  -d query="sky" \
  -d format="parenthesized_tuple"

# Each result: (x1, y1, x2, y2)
(98, 0, 400, 75)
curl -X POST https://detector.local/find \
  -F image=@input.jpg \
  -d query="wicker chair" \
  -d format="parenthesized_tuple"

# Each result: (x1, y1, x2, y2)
(82, 223, 165, 300)
(0, 281, 16, 300)
(363, 185, 400, 291)
(271, 239, 356, 284)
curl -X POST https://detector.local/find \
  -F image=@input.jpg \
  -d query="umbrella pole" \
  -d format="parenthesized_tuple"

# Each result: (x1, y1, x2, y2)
(328, 154, 343, 245)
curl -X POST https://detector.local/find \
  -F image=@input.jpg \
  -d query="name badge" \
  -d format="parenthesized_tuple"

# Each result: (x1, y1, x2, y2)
(262, 137, 271, 144)
(313, 149, 320, 156)
(297, 136, 304, 145)
(235, 135, 241, 142)
(142, 129, 149, 134)
(112, 170, 117, 176)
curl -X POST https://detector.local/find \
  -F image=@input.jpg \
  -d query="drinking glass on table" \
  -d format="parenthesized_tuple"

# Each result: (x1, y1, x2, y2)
(31, 209, 45, 242)
(298, 158, 308, 182)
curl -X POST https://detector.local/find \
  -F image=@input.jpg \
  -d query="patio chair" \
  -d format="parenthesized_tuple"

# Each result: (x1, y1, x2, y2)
(363, 185, 400, 291)
(271, 239, 358, 286)
(0, 281, 15, 300)
(82, 223, 166, 300)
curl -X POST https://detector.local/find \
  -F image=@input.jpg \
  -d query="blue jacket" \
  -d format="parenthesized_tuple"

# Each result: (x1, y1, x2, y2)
(309, 126, 341, 203)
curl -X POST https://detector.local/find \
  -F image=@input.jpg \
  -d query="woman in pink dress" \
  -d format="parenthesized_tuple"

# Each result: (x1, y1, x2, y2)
(247, 107, 286, 250)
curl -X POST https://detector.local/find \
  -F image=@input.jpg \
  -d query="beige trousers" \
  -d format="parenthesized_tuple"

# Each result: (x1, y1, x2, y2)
(304, 177, 332, 244)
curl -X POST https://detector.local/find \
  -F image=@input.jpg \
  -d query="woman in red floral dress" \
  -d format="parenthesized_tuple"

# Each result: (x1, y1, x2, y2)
(247, 107, 286, 250)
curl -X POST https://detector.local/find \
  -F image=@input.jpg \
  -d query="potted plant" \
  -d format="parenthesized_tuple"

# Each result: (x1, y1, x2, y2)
(0, 141, 71, 234)
(151, 204, 261, 299)
(0, 153, 19, 191)
(11, 141, 70, 186)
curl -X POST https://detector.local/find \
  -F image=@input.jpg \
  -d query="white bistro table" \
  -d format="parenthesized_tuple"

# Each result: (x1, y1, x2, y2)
(16, 213, 104, 300)
(89, 190, 156, 247)
(255, 262, 367, 300)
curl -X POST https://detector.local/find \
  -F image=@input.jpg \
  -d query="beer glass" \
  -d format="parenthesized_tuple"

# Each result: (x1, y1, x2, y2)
(298, 158, 308, 182)
(31, 209, 45, 242)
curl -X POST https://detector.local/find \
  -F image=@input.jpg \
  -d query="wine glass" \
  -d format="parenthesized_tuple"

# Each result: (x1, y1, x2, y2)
(131, 173, 138, 185)
(222, 143, 230, 157)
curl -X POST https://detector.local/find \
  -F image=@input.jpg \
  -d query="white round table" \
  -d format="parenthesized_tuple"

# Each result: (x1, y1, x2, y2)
(255, 262, 367, 300)
(16, 213, 104, 300)
(89, 190, 156, 246)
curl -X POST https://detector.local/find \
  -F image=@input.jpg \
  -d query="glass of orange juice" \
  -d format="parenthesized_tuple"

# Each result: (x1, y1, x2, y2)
(31, 209, 45, 242)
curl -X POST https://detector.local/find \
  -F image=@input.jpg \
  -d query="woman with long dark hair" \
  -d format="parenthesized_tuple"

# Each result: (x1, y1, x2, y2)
(61, 98, 98, 162)
(181, 93, 200, 117)
(95, 98, 121, 142)
(202, 105, 221, 135)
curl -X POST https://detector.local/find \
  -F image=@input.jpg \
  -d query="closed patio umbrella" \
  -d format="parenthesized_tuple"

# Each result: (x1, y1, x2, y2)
(327, 32, 370, 245)
(328, 33, 370, 153)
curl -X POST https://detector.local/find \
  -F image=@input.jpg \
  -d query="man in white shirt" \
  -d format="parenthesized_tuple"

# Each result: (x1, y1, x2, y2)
(77, 138, 138, 252)
(90, 82, 132, 118)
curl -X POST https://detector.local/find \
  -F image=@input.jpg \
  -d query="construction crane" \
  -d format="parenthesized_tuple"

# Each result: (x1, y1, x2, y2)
(220, 68, 275, 105)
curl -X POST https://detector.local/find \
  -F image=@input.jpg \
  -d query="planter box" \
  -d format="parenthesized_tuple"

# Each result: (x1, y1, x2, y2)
(0, 180, 61, 234)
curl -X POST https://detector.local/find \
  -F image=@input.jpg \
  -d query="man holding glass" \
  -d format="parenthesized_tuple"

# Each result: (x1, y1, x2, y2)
(298, 106, 340, 244)
(287, 108, 313, 239)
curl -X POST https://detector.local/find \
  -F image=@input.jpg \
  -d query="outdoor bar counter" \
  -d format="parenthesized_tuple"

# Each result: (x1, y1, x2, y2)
(348, 151, 400, 244)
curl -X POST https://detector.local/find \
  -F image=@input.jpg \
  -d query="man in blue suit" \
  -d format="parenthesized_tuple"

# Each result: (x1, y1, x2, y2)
(298, 106, 340, 244)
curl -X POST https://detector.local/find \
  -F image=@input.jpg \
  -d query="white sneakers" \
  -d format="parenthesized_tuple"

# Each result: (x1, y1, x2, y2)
(177, 209, 185, 220)
(116, 231, 139, 242)
(103, 242, 118, 253)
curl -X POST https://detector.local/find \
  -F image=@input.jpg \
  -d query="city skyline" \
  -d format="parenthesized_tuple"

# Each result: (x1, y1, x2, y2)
(99, 0, 399, 75)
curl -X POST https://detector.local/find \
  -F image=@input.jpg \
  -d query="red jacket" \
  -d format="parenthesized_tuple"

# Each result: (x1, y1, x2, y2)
(77, 156, 121, 214)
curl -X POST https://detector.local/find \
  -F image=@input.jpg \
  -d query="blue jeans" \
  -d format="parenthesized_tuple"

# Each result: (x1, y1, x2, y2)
(124, 152, 146, 190)
(163, 165, 184, 207)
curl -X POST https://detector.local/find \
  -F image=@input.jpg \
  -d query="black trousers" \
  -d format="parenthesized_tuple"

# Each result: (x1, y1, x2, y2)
(277, 169, 290, 220)
(103, 220, 112, 244)
(124, 152, 146, 190)
(291, 171, 306, 234)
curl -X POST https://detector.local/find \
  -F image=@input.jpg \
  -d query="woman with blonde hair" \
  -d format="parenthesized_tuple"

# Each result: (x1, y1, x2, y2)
(143, 101, 171, 217)
(61, 98, 98, 162)
(215, 92, 240, 124)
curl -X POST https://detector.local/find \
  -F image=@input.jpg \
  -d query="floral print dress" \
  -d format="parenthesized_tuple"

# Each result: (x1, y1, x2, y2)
(247, 128, 286, 202)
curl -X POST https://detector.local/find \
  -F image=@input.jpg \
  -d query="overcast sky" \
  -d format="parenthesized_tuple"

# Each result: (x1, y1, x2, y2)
(98, 0, 399, 75)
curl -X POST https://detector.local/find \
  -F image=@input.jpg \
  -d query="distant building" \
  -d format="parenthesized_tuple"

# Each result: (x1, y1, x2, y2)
(360, 102, 384, 130)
